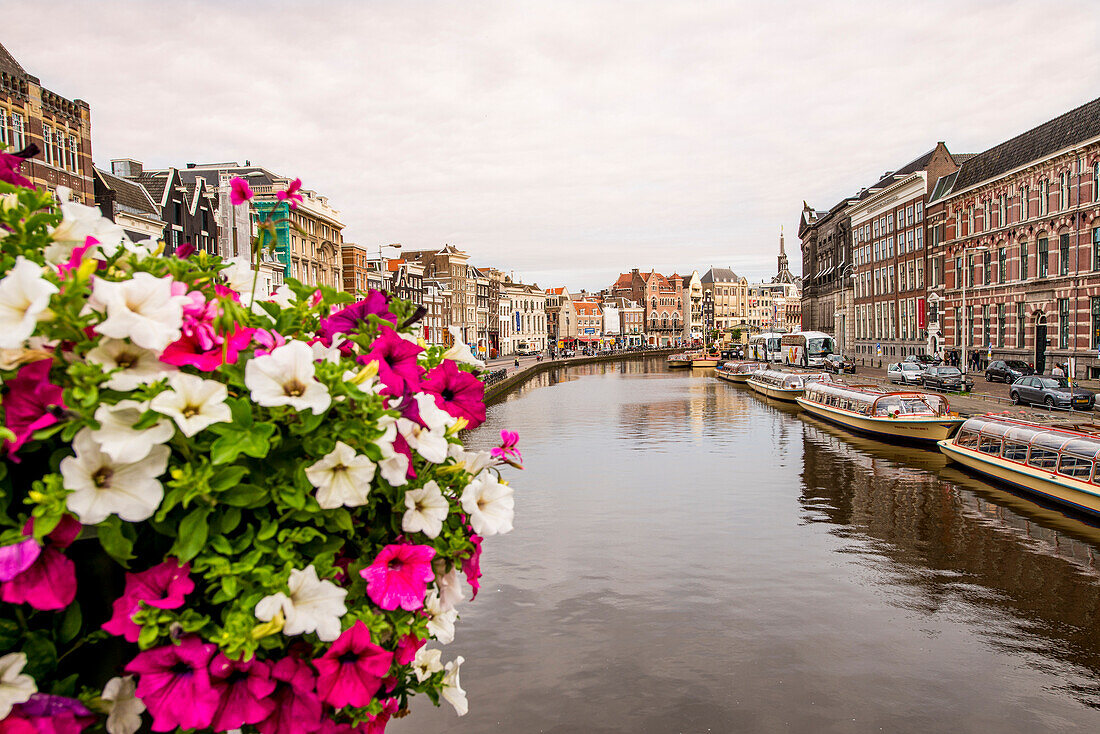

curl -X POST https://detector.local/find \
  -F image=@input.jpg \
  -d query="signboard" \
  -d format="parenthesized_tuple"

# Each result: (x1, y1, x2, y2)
(917, 297, 926, 329)
(584, 328, 595, 335)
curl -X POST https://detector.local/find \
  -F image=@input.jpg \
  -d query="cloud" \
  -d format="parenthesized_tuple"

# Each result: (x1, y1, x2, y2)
(6, 0, 1100, 291)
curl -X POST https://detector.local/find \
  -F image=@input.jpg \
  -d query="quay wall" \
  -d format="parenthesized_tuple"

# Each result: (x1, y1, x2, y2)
(484, 349, 680, 405)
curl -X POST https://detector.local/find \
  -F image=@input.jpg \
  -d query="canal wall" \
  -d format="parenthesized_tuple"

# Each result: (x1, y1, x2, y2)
(484, 348, 680, 405)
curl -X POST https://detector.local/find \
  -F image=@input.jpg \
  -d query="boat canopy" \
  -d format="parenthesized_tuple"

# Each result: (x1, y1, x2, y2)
(954, 415, 1100, 483)
(718, 361, 765, 374)
(803, 382, 951, 417)
(753, 369, 829, 390)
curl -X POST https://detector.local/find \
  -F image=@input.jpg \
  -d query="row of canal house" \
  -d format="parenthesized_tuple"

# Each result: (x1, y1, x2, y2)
(801, 94, 1100, 379)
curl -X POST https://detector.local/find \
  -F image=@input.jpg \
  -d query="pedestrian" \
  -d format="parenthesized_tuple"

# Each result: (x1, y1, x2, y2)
(514, 357, 520, 369)
(1052, 363, 1065, 378)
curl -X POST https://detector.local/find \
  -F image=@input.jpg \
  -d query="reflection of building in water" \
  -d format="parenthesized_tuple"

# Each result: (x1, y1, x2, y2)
(800, 419, 1100, 704)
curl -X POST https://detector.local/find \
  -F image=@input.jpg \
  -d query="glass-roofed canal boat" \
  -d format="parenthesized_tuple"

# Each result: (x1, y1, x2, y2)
(667, 353, 694, 368)
(714, 361, 765, 384)
(746, 369, 830, 403)
(938, 415, 1100, 517)
(796, 382, 965, 444)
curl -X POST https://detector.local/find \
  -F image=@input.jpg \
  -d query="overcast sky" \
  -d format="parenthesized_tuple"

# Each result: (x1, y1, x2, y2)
(7, 1, 1100, 290)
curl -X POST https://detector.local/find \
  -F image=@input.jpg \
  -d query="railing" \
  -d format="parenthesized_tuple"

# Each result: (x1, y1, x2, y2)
(481, 368, 509, 386)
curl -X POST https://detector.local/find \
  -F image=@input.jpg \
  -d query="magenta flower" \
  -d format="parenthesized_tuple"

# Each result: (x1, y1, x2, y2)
(210, 653, 277, 731)
(160, 324, 254, 371)
(360, 544, 436, 611)
(2, 358, 65, 458)
(255, 656, 323, 734)
(313, 621, 394, 709)
(125, 635, 219, 732)
(419, 360, 486, 429)
(0, 515, 80, 610)
(57, 236, 99, 278)
(229, 176, 254, 206)
(357, 327, 423, 396)
(103, 558, 194, 642)
(394, 633, 426, 666)
(317, 292, 396, 345)
(0, 144, 37, 190)
(277, 177, 305, 209)
(175, 241, 197, 259)
(8, 694, 94, 734)
(462, 533, 483, 600)
(255, 328, 287, 356)
(364, 698, 400, 734)
(491, 429, 522, 466)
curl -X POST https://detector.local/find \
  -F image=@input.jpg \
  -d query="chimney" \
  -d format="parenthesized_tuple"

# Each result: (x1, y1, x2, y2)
(111, 159, 142, 177)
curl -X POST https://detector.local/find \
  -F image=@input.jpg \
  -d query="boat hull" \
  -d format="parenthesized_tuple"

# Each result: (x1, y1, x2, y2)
(797, 399, 964, 443)
(716, 371, 754, 383)
(692, 359, 719, 368)
(938, 440, 1100, 517)
(667, 359, 692, 368)
(747, 379, 802, 402)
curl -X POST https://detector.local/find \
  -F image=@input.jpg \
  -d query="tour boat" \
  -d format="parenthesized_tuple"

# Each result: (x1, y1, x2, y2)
(715, 361, 765, 384)
(746, 369, 830, 403)
(692, 354, 720, 368)
(938, 415, 1100, 517)
(667, 353, 694, 368)
(796, 382, 965, 444)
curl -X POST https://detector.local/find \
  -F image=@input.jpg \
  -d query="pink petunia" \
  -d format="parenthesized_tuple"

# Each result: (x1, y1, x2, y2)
(0, 515, 80, 611)
(357, 328, 423, 397)
(419, 360, 486, 429)
(103, 558, 194, 642)
(2, 358, 65, 458)
(0, 144, 38, 190)
(160, 325, 254, 371)
(8, 694, 95, 734)
(316, 292, 396, 346)
(174, 241, 197, 259)
(360, 544, 436, 612)
(229, 176, 254, 206)
(364, 698, 400, 734)
(394, 633, 426, 666)
(462, 533, 484, 600)
(490, 429, 522, 466)
(254, 656, 323, 734)
(56, 236, 99, 279)
(254, 328, 287, 356)
(125, 635, 219, 732)
(312, 621, 394, 709)
(277, 178, 305, 209)
(210, 653, 277, 731)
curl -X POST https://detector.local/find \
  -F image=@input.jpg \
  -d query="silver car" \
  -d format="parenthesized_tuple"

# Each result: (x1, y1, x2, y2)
(887, 362, 924, 385)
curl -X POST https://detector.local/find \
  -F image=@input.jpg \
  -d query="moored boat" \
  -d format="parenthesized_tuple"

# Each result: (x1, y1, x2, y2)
(938, 415, 1100, 517)
(692, 354, 720, 368)
(746, 369, 830, 403)
(667, 353, 694, 368)
(796, 382, 964, 444)
(715, 361, 765, 383)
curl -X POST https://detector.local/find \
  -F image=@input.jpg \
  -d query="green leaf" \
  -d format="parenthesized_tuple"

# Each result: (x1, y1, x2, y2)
(58, 602, 82, 644)
(97, 516, 135, 566)
(0, 619, 20, 651)
(21, 633, 57, 680)
(227, 397, 254, 428)
(210, 424, 276, 465)
(210, 466, 249, 493)
(171, 507, 212, 562)
(217, 507, 242, 534)
(221, 483, 269, 508)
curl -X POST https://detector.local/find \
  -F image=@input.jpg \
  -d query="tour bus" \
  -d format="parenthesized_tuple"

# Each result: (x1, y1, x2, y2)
(782, 331, 837, 368)
(749, 332, 784, 363)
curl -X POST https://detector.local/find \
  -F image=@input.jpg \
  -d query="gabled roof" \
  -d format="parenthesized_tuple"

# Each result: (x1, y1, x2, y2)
(700, 267, 740, 283)
(131, 170, 173, 207)
(94, 168, 160, 218)
(948, 95, 1100, 196)
(574, 301, 601, 316)
(611, 273, 633, 290)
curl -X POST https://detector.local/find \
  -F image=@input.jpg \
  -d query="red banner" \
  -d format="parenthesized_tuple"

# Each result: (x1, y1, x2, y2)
(917, 297, 926, 329)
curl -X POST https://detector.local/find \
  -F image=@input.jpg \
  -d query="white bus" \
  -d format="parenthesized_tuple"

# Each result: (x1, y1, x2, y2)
(749, 332, 784, 363)
(782, 331, 837, 368)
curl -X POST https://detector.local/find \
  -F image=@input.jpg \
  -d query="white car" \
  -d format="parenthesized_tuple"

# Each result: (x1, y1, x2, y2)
(887, 362, 924, 385)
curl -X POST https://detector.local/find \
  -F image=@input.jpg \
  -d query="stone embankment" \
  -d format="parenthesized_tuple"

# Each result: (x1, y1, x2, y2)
(484, 349, 680, 404)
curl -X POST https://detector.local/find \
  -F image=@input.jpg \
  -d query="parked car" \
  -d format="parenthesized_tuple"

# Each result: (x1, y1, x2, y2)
(1009, 375, 1095, 410)
(821, 353, 855, 374)
(921, 365, 973, 392)
(905, 354, 941, 368)
(887, 362, 925, 385)
(985, 359, 1034, 383)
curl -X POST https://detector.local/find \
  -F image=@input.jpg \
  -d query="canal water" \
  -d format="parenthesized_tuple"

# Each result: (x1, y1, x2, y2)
(394, 357, 1100, 733)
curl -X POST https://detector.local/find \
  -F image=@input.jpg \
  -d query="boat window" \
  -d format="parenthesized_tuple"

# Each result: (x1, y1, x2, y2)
(1031, 432, 1070, 452)
(955, 430, 979, 449)
(1057, 454, 1093, 479)
(1004, 426, 1041, 444)
(977, 421, 1014, 438)
(959, 417, 991, 434)
(1001, 441, 1029, 462)
(1027, 445, 1059, 470)
(977, 436, 1002, 455)
(1059, 439, 1100, 459)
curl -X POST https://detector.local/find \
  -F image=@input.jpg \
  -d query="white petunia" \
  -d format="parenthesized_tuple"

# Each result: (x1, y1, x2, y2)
(244, 340, 331, 414)
(0, 652, 36, 719)
(90, 400, 174, 463)
(424, 589, 457, 644)
(441, 656, 468, 716)
(375, 417, 410, 487)
(443, 326, 485, 369)
(150, 372, 231, 437)
(102, 675, 145, 734)
(435, 567, 466, 612)
(46, 189, 126, 262)
(270, 284, 296, 308)
(0, 256, 58, 349)
(402, 480, 449, 538)
(412, 646, 444, 682)
(311, 336, 345, 365)
(305, 441, 376, 509)
(221, 256, 256, 299)
(91, 273, 188, 352)
(460, 473, 515, 537)
(86, 338, 177, 391)
(448, 445, 495, 475)
(413, 392, 456, 432)
(398, 418, 449, 464)
(254, 565, 348, 642)
(61, 429, 169, 524)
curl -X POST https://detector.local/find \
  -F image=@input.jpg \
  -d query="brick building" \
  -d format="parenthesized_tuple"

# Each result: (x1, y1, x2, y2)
(0, 43, 93, 204)
(927, 96, 1100, 378)
(111, 161, 219, 256)
(799, 198, 856, 353)
(611, 269, 684, 347)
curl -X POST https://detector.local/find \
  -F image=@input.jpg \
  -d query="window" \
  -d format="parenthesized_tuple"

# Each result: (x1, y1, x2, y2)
(1059, 298, 1070, 349)
(1095, 228, 1100, 271)
(1058, 454, 1093, 480)
(916, 227, 923, 249)
(978, 435, 1002, 456)
(1040, 179, 1049, 216)
(907, 230, 914, 251)
(999, 247, 1007, 282)
(957, 430, 979, 449)
(887, 236, 894, 257)
(954, 257, 962, 289)
(1060, 172, 1070, 210)
(1002, 441, 1029, 462)
(1095, 162, 1100, 203)
(1061, 233, 1071, 275)
(983, 305, 991, 348)
(9, 113, 23, 150)
(968, 207, 975, 234)
(1021, 185, 1030, 220)
(42, 124, 53, 165)
(1038, 237, 1048, 277)
(983, 250, 991, 284)
(1020, 241, 1028, 280)
(955, 306, 962, 346)
(968, 254, 975, 287)
(916, 202, 924, 222)
(1017, 302, 1026, 348)
(0, 109, 6, 145)
(1027, 445, 1059, 470)
(966, 305, 973, 346)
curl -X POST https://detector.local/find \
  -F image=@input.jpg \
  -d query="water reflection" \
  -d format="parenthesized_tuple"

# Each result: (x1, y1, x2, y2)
(395, 358, 1100, 733)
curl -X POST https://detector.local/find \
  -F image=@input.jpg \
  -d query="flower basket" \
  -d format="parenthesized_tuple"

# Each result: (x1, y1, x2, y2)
(0, 156, 520, 733)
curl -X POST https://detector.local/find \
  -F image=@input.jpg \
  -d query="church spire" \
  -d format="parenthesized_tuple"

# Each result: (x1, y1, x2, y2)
(777, 226, 788, 276)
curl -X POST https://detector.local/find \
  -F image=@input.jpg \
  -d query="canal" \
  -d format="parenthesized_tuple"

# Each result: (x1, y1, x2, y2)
(394, 357, 1100, 733)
